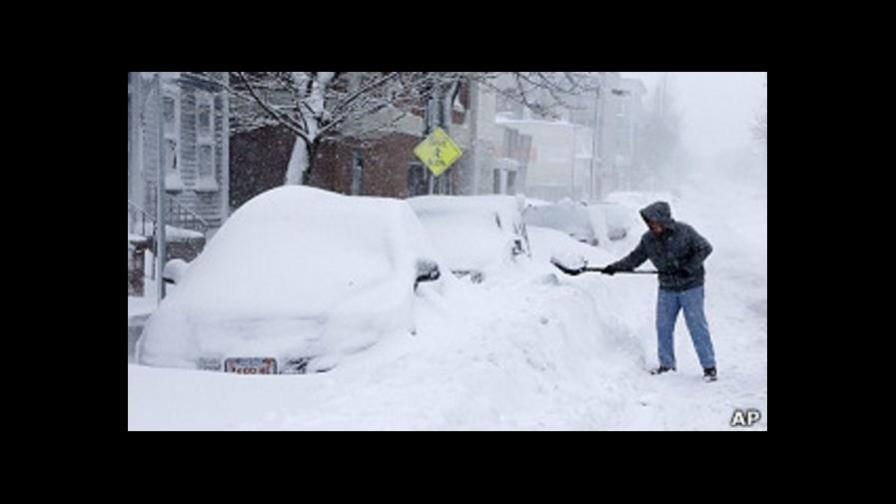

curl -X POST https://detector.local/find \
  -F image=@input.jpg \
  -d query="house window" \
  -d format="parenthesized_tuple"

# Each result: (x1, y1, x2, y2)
(195, 92, 217, 191)
(351, 152, 364, 195)
(162, 86, 184, 192)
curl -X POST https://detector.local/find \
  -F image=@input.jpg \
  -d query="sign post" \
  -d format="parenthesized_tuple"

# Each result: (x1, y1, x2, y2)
(155, 73, 167, 301)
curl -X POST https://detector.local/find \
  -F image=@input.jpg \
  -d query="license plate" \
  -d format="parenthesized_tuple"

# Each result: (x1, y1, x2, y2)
(224, 357, 277, 375)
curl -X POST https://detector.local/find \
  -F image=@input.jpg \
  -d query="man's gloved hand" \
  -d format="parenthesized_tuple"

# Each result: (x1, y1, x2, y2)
(602, 265, 617, 276)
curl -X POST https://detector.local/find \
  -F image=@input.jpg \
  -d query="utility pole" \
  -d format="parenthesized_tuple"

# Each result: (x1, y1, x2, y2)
(570, 122, 576, 200)
(470, 80, 480, 195)
(592, 73, 607, 201)
(424, 83, 437, 194)
(659, 72, 669, 117)
(425, 78, 456, 195)
(154, 73, 167, 301)
(590, 73, 602, 202)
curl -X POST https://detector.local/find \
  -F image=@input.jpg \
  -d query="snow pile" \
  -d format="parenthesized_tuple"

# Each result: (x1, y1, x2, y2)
(526, 225, 616, 269)
(407, 195, 529, 278)
(163, 259, 190, 284)
(137, 185, 451, 373)
(129, 267, 654, 430)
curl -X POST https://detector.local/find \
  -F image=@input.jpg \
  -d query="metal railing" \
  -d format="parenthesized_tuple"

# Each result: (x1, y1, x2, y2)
(128, 198, 210, 236)
(165, 197, 210, 236)
(128, 199, 155, 237)
(128, 199, 206, 260)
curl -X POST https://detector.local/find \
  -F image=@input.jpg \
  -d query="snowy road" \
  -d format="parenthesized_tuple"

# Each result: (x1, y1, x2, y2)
(129, 183, 766, 430)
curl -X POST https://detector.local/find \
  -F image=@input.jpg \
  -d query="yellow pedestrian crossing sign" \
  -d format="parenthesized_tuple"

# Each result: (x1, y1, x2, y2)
(414, 127, 463, 176)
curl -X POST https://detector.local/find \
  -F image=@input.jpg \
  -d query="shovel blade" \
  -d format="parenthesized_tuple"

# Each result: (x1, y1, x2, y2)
(550, 256, 586, 276)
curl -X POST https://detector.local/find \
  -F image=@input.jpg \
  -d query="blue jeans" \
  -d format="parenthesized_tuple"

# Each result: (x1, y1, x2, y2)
(656, 286, 716, 370)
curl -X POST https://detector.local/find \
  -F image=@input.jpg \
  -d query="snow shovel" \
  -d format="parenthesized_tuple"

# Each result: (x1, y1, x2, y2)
(550, 257, 658, 276)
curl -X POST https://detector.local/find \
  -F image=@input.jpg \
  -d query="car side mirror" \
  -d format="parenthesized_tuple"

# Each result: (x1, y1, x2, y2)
(414, 259, 441, 290)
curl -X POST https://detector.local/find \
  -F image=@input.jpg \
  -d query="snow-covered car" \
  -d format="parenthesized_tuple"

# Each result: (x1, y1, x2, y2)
(523, 200, 599, 246)
(587, 202, 630, 242)
(598, 191, 681, 242)
(137, 186, 447, 375)
(407, 195, 531, 282)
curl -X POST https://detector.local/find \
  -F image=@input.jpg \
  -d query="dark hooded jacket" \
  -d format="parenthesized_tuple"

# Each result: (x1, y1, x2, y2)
(608, 201, 713, 292)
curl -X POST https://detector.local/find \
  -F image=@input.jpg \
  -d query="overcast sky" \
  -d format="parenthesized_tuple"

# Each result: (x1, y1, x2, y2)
(623, 72, 766, 164)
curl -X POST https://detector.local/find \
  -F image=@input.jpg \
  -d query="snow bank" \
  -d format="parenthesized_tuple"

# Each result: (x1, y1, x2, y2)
(526, 225, 616, 268)
(163, 259, 190, 284)
(130, 185, 766, 431)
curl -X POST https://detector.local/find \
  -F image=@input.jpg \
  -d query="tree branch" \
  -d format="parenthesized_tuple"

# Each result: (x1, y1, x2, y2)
(236, 72, 311, 144)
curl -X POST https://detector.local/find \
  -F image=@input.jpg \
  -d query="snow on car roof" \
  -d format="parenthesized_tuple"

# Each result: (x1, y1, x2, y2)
(407, 194, 524, 214)
(522, 201, 594, 241)
(407, 195, 526, 273)
(167, 185, 434, 319)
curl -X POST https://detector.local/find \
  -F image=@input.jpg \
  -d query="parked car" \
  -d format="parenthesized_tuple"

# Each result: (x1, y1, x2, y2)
(523, 200, 599, 246)
(407, 195, 531, 283)
(599, 191, 679, 242)
(137, 186, 447, 375)
(587, 202, 630, 242)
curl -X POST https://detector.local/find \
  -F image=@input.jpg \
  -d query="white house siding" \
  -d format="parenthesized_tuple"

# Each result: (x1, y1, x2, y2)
(132, 73, 228, 233)
(139, 74, 162, 216)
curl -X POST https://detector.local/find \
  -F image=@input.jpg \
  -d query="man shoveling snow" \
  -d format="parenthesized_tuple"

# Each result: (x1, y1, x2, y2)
(601, 201, 717, 382)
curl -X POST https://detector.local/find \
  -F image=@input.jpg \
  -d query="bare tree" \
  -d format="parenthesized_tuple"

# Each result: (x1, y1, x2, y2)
(196, 72, 421, 184)
(473, 72, 602, 119)
(196, 72, 602, 186)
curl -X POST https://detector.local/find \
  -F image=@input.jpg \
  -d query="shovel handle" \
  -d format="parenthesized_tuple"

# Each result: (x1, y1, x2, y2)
(551, 258, 658, 275)
(585, 267, 658, 274)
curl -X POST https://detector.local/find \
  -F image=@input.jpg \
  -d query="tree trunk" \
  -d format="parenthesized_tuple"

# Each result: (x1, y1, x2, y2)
(285, 136, 315, 185)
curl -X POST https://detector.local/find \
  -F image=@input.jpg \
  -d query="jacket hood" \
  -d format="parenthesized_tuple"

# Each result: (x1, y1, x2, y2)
(640, 201, 675, 227)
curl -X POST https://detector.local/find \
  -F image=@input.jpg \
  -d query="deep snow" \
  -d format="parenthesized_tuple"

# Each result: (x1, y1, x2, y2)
(129, 178, 766, 430)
